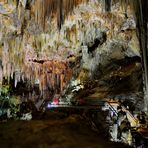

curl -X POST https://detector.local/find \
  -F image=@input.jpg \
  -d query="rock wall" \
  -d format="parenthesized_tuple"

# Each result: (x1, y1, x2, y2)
(0, 0, 144, 109)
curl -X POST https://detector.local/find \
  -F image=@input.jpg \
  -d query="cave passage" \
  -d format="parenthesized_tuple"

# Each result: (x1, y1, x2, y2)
(0, 0, 148, 148)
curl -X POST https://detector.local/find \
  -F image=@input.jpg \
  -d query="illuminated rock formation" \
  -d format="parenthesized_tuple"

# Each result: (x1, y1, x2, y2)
(0, 1, 147, 109)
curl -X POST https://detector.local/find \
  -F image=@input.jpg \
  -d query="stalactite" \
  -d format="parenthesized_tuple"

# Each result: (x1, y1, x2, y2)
(16, 0, 19, 9)
(57, 0, 64, 30)
(21, 59, 73, 96)
(0, 66, 3, 85)
(105, 0, 112, 12)
(34, 0, 88, 29)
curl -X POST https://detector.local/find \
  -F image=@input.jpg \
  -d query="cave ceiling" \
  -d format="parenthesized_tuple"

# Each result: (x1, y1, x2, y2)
(0, 0, 147, 102)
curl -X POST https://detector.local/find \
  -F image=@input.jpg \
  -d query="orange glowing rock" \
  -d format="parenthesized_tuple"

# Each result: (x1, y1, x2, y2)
(23, 58, 73, 95)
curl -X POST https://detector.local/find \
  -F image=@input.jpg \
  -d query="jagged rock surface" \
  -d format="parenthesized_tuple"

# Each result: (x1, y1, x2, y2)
(0, 0, 144, 110)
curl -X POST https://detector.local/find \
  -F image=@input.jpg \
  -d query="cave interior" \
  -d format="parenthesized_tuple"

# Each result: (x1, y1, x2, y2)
(0, 0, 148, 148)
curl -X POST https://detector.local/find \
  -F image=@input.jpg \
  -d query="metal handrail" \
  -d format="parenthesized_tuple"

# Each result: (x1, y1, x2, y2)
(107, 102, 118, 116)
(108, 102, 138, 126)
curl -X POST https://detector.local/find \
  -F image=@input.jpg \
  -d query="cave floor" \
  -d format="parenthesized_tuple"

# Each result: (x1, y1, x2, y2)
(0, 111, 131, 148)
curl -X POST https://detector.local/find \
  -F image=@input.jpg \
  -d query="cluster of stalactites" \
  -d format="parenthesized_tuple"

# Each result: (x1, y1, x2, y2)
(23, 59, 73, 96)
(4, 0, 147, 30)
(0, 36, 24, 86)
(32, 0, 143, 30)
(33, 0, 88, 29)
